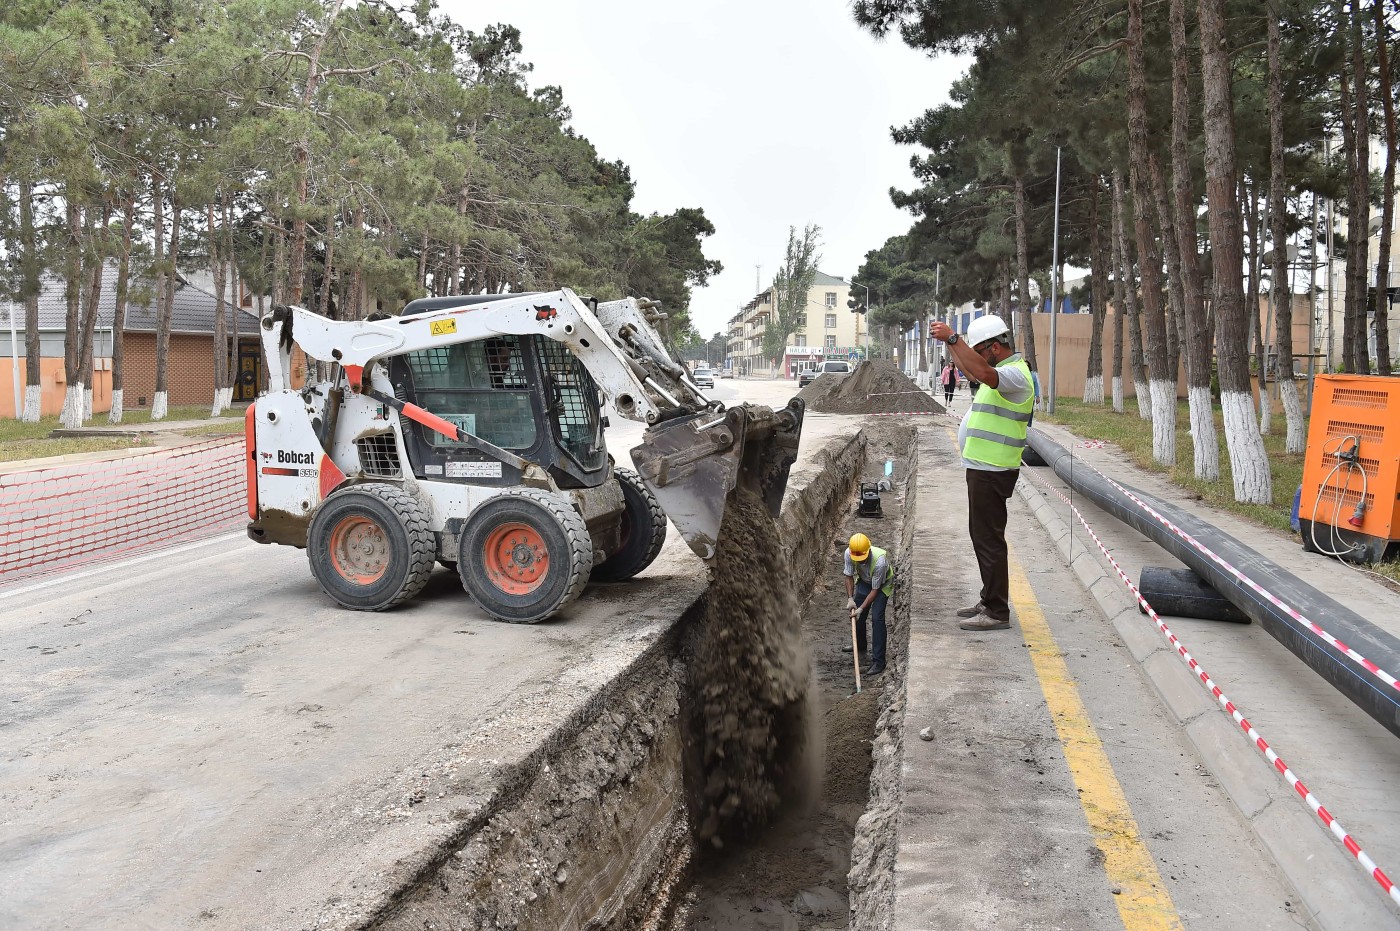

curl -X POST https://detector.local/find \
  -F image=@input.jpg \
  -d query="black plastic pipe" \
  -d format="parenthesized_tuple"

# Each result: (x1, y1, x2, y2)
(1027, 429, 1400, 741)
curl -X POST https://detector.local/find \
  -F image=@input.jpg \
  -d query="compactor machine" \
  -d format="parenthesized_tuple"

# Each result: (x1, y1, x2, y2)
(244, 290, 803, 622)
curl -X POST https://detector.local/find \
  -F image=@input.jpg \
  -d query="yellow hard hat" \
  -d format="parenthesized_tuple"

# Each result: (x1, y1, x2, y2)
(849, 532, 871, 561)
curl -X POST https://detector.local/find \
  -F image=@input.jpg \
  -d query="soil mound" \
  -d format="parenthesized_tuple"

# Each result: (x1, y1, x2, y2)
(796, 359, 944, 415)
(682, 488, 815, 850)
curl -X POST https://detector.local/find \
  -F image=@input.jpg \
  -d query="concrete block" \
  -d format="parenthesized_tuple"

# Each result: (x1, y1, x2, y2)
(1251, 797, 1398, 931)
(1184, 710, 1277, 820)
(1142, 650, 1217, 725)
(1108, 607, 1166, 663)
(1088, 574, 1131, 615)
(1071, 551, 1102, 591)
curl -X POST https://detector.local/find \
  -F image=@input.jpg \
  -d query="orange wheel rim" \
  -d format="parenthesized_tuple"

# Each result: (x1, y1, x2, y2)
(483, 521, 549, 595)
(329, 515, 389, 585)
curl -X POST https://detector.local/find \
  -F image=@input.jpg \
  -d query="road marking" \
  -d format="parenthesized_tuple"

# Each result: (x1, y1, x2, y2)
(1009, 543, 1183, 930)
(0, 532, 243, 602)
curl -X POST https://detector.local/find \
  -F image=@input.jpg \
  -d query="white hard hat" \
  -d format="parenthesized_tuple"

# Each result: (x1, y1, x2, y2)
(966, 314, 1011, 347)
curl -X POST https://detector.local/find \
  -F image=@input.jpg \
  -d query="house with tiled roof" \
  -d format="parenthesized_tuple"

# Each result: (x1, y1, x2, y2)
(1, 263, 263, 418)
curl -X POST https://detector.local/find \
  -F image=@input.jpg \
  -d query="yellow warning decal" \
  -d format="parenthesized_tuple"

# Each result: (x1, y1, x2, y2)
(430, 319, 457, 336)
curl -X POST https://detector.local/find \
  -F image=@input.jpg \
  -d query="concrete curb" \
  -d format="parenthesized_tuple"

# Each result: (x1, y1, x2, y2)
(1015, 476, 1397, 930)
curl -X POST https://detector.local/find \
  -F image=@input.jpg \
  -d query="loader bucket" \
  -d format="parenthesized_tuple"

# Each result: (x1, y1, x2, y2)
(630, 399, 805, 562)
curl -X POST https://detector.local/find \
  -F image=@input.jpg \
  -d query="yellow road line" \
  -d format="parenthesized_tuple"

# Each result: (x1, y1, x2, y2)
(1009, 544, 1183, 930)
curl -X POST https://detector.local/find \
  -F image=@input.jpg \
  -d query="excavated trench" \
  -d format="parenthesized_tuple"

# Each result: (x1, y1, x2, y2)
(371, 422, 918, 931)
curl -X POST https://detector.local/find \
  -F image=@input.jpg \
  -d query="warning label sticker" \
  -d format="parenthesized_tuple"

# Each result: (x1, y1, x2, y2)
(446, 460, 503, 479)
(430, 319, 458, 336)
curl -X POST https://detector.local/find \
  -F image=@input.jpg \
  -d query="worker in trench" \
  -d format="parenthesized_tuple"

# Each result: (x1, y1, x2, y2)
(929, 314, 1035, 632)
(844, 532, 893, 676)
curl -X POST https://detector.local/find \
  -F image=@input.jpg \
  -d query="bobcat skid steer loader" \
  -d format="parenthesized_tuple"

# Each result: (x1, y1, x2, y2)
(244, 289, 804, 623)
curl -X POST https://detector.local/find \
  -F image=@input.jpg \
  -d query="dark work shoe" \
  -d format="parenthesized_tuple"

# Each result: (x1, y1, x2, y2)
(959, 613, 1012, 631)
(841, 644, 868, 655)
(956, 601, 985, 618)
(864, 663, 885, 676)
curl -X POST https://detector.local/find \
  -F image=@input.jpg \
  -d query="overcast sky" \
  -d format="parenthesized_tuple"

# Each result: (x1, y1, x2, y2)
(439, 0, 968, 337)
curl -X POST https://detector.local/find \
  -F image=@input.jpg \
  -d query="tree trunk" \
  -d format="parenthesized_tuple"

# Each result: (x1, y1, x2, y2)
(19, 180, 42, 422)
(77, 205, 107, 425)
(1150, 154, 1186, 392)
(225, 194, 239, 409)
(1199, 0, 1271, 503)
(1241, 178, 1271, 434)
(61, 201, 84, 429)
(1114, 170, 1150, 417)
(110, 194, 134, 423)
(1111, 174, 1130, 414)
(153, 194, 180, 421)
(1170, 0, 1221, 480)
(1128, 0, 1175, 458)
(1375, 0, 1396, 375)
(1085, 179, 1108, 404)
(211, 201, 228, 417)
(1014, 175, 1039, 370)
(1269, 3, 1305, 453)
(1351, 0, 1372, 373)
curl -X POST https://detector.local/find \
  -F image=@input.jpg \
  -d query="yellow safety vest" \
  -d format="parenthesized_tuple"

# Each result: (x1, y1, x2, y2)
(962, 355, 1034, 468)
(858, 545, 895, 597)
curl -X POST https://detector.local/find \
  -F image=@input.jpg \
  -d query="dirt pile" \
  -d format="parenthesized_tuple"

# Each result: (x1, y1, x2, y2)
(797, 360, 944, 415)
(681, 488, 816, 850)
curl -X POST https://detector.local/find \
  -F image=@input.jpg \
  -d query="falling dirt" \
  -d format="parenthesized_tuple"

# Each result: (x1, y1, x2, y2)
(797, 360, 944, 415)
(681, 488, 817, 850)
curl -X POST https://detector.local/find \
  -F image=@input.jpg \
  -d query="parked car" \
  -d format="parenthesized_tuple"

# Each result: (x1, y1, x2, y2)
(798, 359, 853, 389)
(719, 367, 735, 379)
(693, 366, 715, 389)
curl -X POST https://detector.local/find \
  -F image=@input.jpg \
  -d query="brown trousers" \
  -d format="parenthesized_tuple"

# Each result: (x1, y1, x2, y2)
(966, 468, 1021, 621)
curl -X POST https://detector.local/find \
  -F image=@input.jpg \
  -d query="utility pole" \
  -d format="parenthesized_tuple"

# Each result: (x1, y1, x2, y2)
(1047, 145, 1063, 414)
(7, 301, 20, 418)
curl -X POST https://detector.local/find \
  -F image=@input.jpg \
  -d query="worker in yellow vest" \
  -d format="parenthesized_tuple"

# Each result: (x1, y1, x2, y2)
(844, 532, 893, 675)
(929, 314, 1035, 632)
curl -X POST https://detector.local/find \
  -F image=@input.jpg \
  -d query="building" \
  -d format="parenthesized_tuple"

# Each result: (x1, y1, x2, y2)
(725, 271, 868, 377)
(1, 264, 263, 418)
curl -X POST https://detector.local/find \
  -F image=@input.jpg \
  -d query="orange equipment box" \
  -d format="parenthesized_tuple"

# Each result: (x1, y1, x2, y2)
(1298, 374, 1400, 562)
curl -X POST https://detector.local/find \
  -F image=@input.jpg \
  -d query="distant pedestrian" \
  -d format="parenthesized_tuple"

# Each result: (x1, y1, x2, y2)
(930, 314, 1034, 633)
(940, 361, 957, 407)
(843, 532, 893, 676)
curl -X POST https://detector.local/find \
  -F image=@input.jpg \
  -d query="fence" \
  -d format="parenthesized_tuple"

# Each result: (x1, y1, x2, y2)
(0, 437, 247, 586)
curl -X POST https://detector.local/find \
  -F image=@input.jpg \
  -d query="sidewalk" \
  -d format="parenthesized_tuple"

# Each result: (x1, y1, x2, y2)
(1, 418, 240, 476)
(1016, 420, 1400, 928)
(890, 417, 1400, 930)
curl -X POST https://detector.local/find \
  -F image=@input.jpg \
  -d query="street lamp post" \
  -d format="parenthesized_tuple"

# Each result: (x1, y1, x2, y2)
(1047, 144, 1063, 415)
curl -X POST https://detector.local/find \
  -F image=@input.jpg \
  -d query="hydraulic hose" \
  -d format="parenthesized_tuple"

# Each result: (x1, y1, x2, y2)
(1027, 429, 1400, 741)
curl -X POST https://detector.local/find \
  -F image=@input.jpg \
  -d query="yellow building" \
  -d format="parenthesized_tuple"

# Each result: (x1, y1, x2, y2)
(725, 271, 867, 377)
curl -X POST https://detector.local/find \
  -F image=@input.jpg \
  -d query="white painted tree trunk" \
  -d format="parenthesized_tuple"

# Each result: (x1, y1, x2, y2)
(211, 388, 225, 417)
(108, 388, 124, 424)
(1083, 374, 1104, 405)
(150, 390, 168, 421)
(60, 384, 84, 429)
(1258, 384, 1272, 434)
(83, 387, 92, 422)
(22, 385, 42, 422)
(1149, 380, 1176, 465)
(1221, 391, 1272, 503)
(1112, 376, 1124, 413)
(1133, 379, 1152, 420)
(1187, 385, 1220, 481)
(1279, 379, 1305, 454)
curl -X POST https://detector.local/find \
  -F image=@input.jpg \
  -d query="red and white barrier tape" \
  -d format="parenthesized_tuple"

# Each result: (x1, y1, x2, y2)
(1022, 467, 1400, 908)
(1070, 453, 1400, 697)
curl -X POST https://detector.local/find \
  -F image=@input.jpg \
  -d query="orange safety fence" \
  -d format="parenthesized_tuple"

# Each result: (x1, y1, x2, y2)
(0, 438, 247, 586)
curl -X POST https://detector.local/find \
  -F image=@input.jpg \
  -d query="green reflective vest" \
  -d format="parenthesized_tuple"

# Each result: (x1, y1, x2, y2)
(858, 545, 895, 597)
(962, 355, 1035, 468)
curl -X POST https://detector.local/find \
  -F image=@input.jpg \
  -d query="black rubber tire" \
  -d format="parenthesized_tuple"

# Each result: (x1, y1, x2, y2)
(306, 483, 435, 611)
(592, 468, 668, 582)
(458, 489, 594, 623)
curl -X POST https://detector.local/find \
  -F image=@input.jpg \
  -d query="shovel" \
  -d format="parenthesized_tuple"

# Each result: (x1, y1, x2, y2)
(849, 607, 863, 694)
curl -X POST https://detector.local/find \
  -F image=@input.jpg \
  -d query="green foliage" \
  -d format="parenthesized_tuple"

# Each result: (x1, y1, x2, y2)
(764, 224, 822, 363)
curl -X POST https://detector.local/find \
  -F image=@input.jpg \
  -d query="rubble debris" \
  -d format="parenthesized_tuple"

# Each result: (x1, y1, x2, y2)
(796, 360, 945, 415)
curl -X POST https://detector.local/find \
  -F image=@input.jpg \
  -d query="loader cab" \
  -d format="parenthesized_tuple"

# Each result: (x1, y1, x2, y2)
(387, 334, 608, 489)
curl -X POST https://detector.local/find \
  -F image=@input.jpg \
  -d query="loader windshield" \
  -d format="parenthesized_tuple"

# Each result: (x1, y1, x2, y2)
(404, 338, 538, 450)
